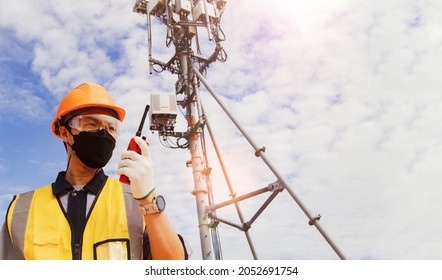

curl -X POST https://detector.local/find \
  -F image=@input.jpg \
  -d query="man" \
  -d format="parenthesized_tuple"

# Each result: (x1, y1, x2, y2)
(0, 82, 187, 260)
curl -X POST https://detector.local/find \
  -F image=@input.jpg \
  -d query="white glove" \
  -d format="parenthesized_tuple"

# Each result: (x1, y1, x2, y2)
(117, 136, 155, 200)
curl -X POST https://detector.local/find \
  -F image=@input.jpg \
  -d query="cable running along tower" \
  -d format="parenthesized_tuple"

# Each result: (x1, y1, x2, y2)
(131, 0, 346, 260)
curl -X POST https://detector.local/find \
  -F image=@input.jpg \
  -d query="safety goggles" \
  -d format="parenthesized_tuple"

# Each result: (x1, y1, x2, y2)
(67, 114, 121, 135)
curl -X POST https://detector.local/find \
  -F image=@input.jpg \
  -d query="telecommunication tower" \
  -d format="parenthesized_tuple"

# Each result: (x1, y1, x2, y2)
(131, 0, 346, 260)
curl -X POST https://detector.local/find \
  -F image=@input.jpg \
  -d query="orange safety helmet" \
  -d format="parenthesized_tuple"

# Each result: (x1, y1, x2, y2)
(51, 82, 126, 138)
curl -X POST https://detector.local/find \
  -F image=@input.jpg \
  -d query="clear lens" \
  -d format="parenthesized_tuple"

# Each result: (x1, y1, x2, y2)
(67, 114, 121, 135)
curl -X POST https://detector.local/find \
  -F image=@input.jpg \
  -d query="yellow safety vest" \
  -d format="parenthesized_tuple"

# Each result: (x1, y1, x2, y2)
(6, 178, 145, 260)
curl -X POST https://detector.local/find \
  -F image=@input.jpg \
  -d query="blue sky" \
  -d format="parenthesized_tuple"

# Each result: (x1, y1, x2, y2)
(2, 0, 442, 260)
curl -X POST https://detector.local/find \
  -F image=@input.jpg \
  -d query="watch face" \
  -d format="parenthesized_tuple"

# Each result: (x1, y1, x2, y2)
(156, 195, 166, 212)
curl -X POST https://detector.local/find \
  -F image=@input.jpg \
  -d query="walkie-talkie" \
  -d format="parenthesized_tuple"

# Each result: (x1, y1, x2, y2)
(119, 104, 150, 185)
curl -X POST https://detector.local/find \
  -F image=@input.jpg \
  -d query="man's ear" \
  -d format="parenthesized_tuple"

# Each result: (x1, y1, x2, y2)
(58, 126, 71, 152)
(58, 126, 70, 142)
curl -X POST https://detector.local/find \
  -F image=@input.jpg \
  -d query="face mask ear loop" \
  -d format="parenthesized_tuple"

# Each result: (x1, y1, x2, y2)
(94, 168, 102, 176)
(64, 126, 75, 172)
(65, 153, 72, 172)
(63, 126, 74, 150)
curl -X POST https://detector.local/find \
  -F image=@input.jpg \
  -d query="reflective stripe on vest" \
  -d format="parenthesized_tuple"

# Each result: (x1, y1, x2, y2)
(7, 178, 144, 260)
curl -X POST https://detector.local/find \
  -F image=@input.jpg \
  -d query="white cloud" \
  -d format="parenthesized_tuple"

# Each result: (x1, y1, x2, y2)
(0, 86, 50, 121)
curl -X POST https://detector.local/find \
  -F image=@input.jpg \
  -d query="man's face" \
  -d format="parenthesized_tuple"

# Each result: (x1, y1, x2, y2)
(58, 108, 120, 169)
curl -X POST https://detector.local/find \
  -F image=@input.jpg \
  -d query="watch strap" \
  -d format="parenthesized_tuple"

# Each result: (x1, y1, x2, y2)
(139, 197, 160, 215)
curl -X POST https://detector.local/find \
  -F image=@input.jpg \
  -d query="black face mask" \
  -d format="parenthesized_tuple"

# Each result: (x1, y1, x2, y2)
(70, 129, 116, 169)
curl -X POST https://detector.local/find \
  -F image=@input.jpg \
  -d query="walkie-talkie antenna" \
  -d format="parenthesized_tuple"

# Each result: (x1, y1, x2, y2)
(136, 105, 150, 137)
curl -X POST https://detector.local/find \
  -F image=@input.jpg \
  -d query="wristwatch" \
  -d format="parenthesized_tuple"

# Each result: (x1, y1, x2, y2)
(139, 195, 166, 215)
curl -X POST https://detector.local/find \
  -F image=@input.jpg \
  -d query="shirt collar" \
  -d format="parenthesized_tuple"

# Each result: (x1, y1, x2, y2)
(52, 169, 107, 196)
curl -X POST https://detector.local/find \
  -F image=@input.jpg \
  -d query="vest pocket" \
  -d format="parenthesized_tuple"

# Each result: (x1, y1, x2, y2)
(31, 233, 62, 259)
(93, 239, 130, 260)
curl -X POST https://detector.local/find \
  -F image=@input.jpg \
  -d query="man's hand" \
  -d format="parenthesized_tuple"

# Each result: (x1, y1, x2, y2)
(117, 136, 154, 200)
